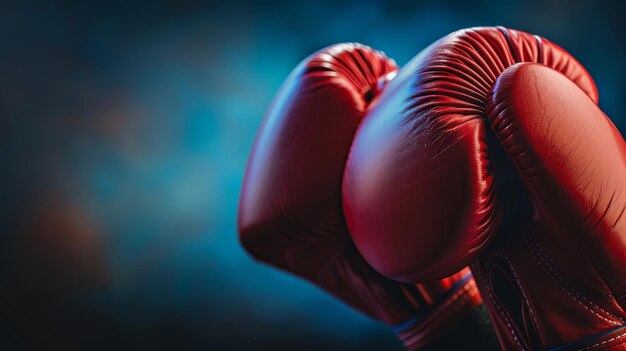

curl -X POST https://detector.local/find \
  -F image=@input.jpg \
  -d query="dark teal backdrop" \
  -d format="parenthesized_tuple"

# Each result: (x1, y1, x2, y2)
(1, 1, 624, 350)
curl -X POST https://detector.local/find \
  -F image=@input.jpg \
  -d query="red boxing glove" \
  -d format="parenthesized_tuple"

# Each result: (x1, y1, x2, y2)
(238, 43, 485, 350)
(344, 27, 626, 350)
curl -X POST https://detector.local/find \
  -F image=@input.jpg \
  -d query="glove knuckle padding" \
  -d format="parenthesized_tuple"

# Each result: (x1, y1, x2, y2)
(345, 26, 626, 349)
(482, 65, 626, 350)
(343, 27, 598, 282)
(239, 43, 396, 271)
(487, 63, 626, 316)
(238, 43, 433, 325)
(238, 43, 487, 345)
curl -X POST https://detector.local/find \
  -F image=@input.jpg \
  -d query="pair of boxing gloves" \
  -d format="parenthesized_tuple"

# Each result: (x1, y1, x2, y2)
(238, 27, 626, 350)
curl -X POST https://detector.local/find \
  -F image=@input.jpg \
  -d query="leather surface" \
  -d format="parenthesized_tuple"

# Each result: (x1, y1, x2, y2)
(343, 26, 598, 283)
(478, 63, 626, 350)
(344, 27, 626, 350)
(238, 43, 481, 350)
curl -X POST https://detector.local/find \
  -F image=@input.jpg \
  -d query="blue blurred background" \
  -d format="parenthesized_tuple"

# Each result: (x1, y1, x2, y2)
(1, 1, 624, 350)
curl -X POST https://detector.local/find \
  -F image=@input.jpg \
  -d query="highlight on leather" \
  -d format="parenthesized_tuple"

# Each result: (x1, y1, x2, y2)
(239, 42, 397, 273)
(483, 63, 626, 349)
(299, 43, 399, 112)
(238, 42, 483, 344)
(343, 26, 598, 282)
(238, 43, 408, 322)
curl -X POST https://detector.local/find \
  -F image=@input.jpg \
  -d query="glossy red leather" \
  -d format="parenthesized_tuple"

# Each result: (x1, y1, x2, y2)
(344, 27, 598, 283)
(479, 63, 626, 350)
(238, 43, 481, 350)
(343, 26, 626, 350)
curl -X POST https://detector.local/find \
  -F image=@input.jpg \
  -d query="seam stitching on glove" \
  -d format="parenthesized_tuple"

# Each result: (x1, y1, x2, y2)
(402, 291, 476, 348)
(528, 232, 623, 321)
(486, 274, 524, 350)
(502, 255, 545, 347)
(495, 132, 625, 324)
(525, 230, 623, 325)
(576, 330, 626, 351)
(400, 278, 476, 342)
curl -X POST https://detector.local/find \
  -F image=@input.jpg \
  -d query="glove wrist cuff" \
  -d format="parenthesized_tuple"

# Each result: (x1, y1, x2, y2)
(394, 276, 481, 350)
